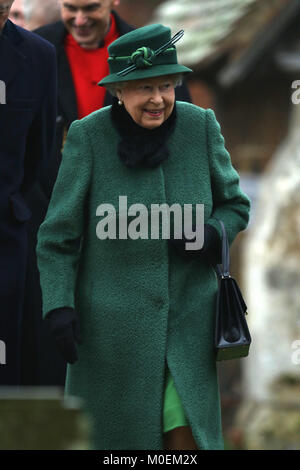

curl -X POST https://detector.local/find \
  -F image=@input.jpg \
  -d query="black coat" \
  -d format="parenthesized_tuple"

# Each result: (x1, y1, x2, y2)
(0, 20, 57, 385)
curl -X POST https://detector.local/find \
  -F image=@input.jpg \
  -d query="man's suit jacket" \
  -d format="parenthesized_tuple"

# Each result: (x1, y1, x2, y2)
(0, 20, 57, 385)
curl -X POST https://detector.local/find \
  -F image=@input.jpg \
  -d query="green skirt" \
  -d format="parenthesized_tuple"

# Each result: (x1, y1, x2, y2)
(163, 365, 188, 433)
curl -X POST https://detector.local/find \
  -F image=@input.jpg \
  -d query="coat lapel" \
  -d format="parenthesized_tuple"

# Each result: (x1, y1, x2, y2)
(57, 46, 78, 125)
(0, 20, 26, 86)
(33, 21, 78, 125)
(48, 23, 78, 126)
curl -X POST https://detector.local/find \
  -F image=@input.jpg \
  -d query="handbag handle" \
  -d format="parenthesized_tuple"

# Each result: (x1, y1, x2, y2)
(215, 219, 230, 278)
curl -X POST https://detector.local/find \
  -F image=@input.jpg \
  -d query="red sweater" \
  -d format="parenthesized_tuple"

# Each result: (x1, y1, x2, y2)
(65, 14, 119, 119)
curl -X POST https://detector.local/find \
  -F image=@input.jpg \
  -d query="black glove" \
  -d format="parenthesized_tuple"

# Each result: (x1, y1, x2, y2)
(169, 223, 222, 265)
(46, 307, 82, 364)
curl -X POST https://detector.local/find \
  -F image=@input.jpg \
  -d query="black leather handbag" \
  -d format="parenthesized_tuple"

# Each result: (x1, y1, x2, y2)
(214, 220, 251, 361)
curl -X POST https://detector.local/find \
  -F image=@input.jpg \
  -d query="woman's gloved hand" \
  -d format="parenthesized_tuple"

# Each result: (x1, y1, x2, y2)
(45, 307, 82, 364)
(169, 223, 222, 265)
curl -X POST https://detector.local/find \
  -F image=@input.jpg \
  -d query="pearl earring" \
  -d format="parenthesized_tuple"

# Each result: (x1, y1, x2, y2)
(118, 99, 123, 106)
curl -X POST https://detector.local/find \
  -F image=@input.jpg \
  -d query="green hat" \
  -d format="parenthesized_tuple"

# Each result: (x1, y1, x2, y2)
(98, 24, 193, 86)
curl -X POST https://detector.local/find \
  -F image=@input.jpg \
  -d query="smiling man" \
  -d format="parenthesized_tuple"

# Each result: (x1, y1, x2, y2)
(0, 0, 57, 385)
(35, 0, 123, 126)
(61, 0, 116, 49)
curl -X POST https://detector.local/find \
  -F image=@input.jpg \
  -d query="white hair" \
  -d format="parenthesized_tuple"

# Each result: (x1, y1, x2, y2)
(105, 73, 184, 98)
(23, 0, 61, 24)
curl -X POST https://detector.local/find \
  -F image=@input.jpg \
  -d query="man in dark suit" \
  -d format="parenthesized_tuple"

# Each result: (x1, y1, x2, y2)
(0, 0, 57, 385)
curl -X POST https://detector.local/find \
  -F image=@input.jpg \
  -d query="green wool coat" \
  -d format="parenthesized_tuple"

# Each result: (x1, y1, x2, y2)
(37, 101, 250, 450)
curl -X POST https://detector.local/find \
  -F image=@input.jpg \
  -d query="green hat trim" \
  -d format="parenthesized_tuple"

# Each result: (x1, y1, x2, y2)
(115, 30, 184, 77)
(98, 24, 193, 86)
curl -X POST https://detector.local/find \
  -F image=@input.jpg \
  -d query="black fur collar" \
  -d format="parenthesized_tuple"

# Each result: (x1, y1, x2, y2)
(111, 98, 177, 168)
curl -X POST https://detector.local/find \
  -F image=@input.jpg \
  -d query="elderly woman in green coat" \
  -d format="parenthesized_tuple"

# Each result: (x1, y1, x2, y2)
(37, 24, 250, 450)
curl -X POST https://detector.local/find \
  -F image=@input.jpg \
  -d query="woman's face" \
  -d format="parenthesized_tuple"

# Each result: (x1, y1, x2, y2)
(116, 75, 176, 130)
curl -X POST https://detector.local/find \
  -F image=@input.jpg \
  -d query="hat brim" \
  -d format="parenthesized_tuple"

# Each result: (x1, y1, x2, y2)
(98, 64, 193, 86)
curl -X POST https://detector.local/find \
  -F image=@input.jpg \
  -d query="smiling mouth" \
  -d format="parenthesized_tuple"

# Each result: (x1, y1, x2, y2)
(73, 25, 94, 35)
(144, 109, 164, 117)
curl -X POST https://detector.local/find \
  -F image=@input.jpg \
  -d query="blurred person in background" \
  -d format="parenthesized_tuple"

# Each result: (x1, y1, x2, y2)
(23, 0, 61, 31)
(8, 0, 25, 28)
(0, 0, 57, 385)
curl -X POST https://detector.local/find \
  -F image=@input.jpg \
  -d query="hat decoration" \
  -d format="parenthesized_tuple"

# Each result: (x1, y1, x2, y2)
(117, 30, 184, 77)
(98, 24, 193, 86)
